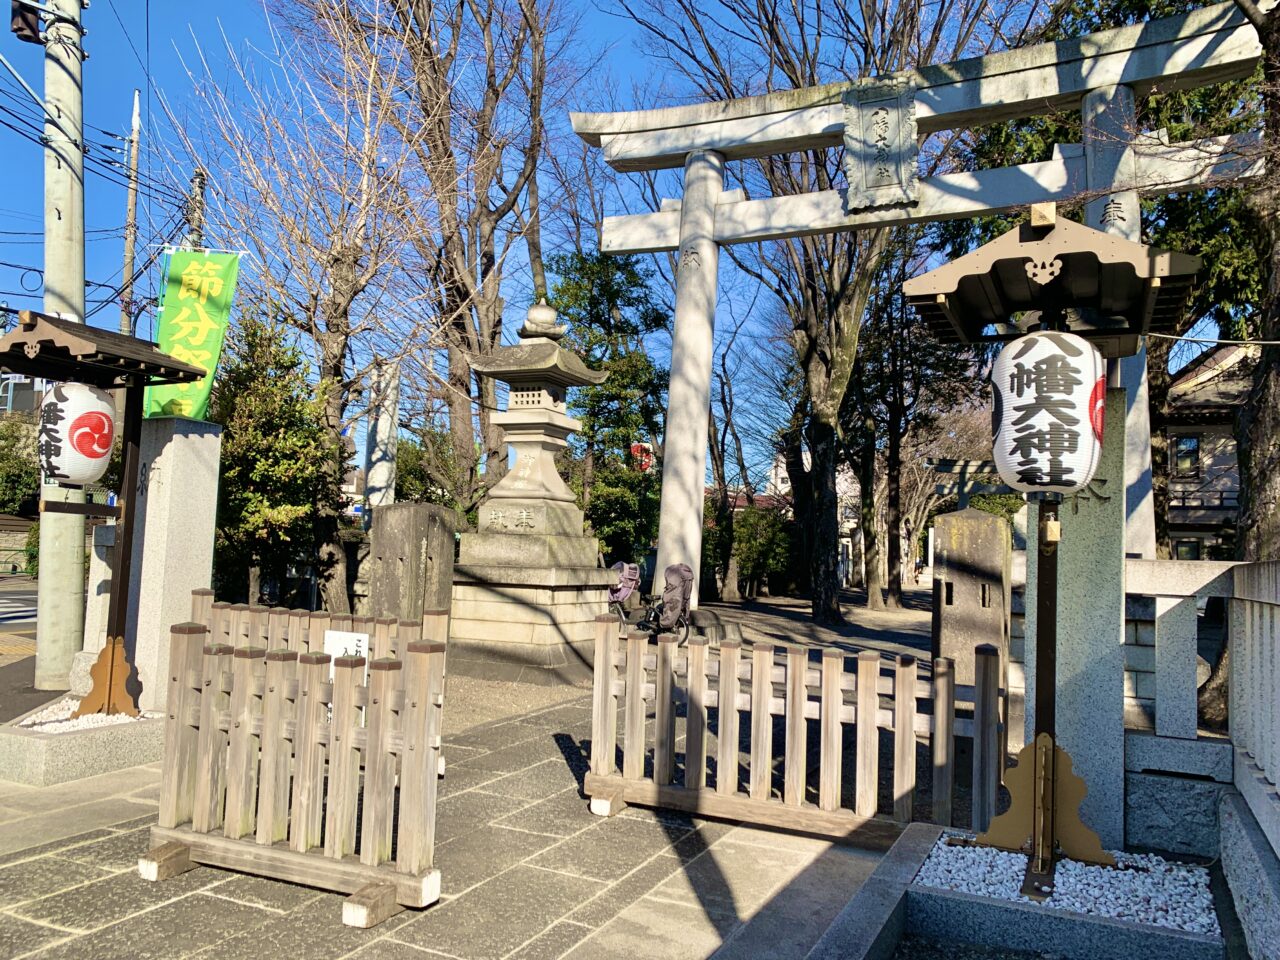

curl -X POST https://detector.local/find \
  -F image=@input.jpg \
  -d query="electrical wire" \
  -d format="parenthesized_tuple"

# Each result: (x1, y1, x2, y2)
(1147, 331, 1280, 346)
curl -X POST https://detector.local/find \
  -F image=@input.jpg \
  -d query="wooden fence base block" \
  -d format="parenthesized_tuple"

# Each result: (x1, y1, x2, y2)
(589, 786, 627, 818)
(343, 882, 406, 929)
(138, 842, 195, 882)
(584, 773, 903, 851)
(439, 755, 446, 778)
(150, 826, 441, 908)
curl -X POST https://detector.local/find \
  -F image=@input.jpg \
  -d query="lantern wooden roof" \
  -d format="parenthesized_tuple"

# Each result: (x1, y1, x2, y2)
(903, 209, 1201, 358)
(0, 311, 206, 388)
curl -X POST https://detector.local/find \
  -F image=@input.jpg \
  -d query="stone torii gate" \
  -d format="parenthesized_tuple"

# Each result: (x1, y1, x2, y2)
(570, 1, 1261, 599)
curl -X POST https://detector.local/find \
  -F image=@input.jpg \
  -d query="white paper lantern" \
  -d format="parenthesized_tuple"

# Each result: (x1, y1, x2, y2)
(38, 382, 116, 487)
(991, 331, 1105, 495)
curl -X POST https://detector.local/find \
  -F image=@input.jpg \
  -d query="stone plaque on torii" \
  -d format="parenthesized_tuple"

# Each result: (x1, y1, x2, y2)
(570, 1, 1261, 601)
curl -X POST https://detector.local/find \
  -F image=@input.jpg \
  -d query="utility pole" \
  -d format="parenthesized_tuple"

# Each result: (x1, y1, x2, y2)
(182, 169, 207, 249)
(119, 89, 140, 336)
(34, 0, 87, 690)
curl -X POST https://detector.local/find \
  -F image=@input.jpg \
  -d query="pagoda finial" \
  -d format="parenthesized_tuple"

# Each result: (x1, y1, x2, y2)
(519, 298, 567, 341)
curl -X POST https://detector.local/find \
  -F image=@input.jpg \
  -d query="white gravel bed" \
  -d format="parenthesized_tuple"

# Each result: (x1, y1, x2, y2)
(914, 834, 1220, 937)
(17, 696, 160, 733)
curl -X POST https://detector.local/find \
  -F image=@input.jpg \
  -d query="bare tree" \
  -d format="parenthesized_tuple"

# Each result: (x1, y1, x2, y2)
(174, 7, 441, 612)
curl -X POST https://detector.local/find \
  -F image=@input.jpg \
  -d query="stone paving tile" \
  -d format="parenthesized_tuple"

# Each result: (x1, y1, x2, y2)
(711, 844, 880, 960)
(444, 723, 549, 753)
(560, 896, 735, 960)
(436, 824, 559, 896)
(526, 815, 697, 883)
(0, 855, 112, 906)
(0, 830, 115, 868)
(104, 814, 158, 833)
(58, 828, 152, 872)
(507, 702, 592, 731)
(476, 759, 582, 802)
(200, 873, 326, 913)
(24, 889, 275, 960)
(10, 865, 227, 932)
(647, 838, 809, 920)
(0, 798, 157, 857)
(0, 768, 155, 817)
(185, 891, 413, 959)
(434, 790, 532, 845)
(346, 939, 448, 959)
(448, 737, 573, 775)
(435, 764, 506, 800)
(391, 864, 604, 960)
(566, 854, 685, 928)
(492, 787, 596, 839)
(505, 920, 594, 960)
(0, 912, 72, 958)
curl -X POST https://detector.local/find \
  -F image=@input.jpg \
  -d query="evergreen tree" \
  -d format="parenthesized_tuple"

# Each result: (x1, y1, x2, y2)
(0, 416, 39, 516)
(209, 317, 343, 604)
(548, 251, 668, 563)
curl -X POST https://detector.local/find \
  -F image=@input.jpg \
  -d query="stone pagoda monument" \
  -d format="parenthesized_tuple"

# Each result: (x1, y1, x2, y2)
(449, 301, 615, 684)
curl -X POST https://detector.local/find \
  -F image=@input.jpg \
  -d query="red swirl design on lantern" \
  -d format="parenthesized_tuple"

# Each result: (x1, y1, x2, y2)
(69, 411, 114, 459)
(1089, 376, 1106, 443)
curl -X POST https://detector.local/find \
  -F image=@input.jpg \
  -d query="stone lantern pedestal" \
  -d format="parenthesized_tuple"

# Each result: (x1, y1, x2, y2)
(449, 304, 614, 684)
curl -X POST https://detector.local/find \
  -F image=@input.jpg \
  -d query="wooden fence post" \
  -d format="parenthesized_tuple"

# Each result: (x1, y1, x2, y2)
(893, 655, 917, 822)
(422, 609, 450, 645)
(717, 641, 741, 796)
(287, 609, 308, 652)
(267, 608, 288, 649)
(325, 656, 366, 859)
(361, 659, 402, 867)
(209, 602, 231, 646)
(590, 616, 619, 777)
(255, 649, 297, 846)
(398, 641, 447, 876)
(223, 647, 266, 840)
(654, 634, 677, 785)
(190, 589, 214, 629)
(784, 646, 807, 806)
(290, 652, 331, 853)
(191, 643, 233, 834)
(819, 649, 843, 812)
(308, 612, 331, 654)
(623, 631, 647, 781)
(750, 644, 774, 801)
(932, 657, 955, 827)
(856, 650, 880, 818)
(159, 623, 206, 829)
(685, 636, 709, 791)
(972, 643, 999, 833)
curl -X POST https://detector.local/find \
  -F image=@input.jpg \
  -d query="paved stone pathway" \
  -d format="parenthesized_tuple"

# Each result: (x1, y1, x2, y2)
(0, 675, 881, 960)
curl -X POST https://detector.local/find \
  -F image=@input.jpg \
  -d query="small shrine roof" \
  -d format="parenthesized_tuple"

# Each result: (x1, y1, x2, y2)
(0, 311, 206, 388)
(903, 213, 1200, 358)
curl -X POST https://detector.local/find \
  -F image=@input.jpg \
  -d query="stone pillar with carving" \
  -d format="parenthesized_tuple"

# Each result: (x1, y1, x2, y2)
(450, 302, 615, 684)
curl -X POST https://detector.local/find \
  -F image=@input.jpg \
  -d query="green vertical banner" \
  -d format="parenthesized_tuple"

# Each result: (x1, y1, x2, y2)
(145, 251, 240, 419)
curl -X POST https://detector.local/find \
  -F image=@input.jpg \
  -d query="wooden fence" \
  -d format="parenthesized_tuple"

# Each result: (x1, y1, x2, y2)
(140, 592, 449, 928)
(187, 589, 451, 657)
(585, 616, 1003, 847)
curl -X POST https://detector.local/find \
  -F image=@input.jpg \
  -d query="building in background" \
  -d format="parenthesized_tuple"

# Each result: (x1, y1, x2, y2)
(1165, 344, 1256, 560)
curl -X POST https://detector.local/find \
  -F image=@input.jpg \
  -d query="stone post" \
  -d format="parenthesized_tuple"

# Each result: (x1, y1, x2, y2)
(1083, 84, 1155, 559)
(69, 524, 115, 697)
(125, 418, 221, 712)
(653, 149, 724, 604)
(1025, 388, 1127, 848)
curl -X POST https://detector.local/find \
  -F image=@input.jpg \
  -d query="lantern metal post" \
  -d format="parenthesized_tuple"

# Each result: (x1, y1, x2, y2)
(71, 376, 143, 718)
(1027, 493, 1060, 894)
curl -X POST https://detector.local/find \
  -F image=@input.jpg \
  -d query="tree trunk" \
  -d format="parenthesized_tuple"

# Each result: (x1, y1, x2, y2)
(446, 340, 475, 515)
(722, 552, 743, 602)
(809, 417, 844, 625)
(885, 408, 903, 610)
(317, 344, 351, 616)
(248, 566, 261, 607)
(783, 410, 813, 597)
(860, 419, 886, 611)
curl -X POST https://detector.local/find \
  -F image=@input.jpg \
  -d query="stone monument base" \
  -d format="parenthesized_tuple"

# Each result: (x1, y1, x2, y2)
(449, 563, 614, 685)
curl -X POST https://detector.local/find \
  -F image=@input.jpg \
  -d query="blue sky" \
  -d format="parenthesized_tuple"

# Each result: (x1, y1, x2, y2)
(0, 0, 267, 333)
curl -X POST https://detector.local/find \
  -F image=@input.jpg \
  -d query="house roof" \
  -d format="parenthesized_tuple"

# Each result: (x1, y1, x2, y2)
(1168, 343, 1257, 424)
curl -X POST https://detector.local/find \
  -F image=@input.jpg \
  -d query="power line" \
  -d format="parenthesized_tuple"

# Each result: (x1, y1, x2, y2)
(1147, 331, 1280, 347)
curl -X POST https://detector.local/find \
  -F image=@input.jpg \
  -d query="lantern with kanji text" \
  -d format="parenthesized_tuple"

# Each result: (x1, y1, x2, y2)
(990, 331, 1105, 495)
(38, 382, 116, 487)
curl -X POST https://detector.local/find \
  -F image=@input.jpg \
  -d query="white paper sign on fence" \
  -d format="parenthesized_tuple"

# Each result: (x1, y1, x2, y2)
(323, 629, 369, 678)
